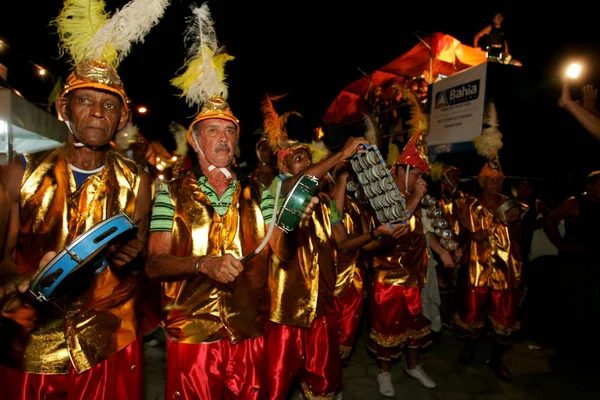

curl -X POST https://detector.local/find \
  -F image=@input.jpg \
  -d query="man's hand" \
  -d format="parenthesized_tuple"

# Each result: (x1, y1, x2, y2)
(300, 196, 320, 222)
(413, 177, 428, 200)
(198, 254, 244, 283)
(439, 248, 455, 268)
(0, 251, 56, 312)
(375, 222, 410, 239)
(340, 137, 369, 159)
(107, 237, 144, 268)
(558, 78, 574, 109)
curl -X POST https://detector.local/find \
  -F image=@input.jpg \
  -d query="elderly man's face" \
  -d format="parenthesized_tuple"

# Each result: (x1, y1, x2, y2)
(193, 118, 238, 168)
(57, 88, 128, 148)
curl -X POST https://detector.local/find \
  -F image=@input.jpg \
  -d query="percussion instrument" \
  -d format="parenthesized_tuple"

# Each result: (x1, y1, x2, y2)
(29, 213, 138, 302)
(349, 144, 410, 225)
(495, 199, 525, 225)
(275, 174, 320, 233)
(420, 194, 458, 251)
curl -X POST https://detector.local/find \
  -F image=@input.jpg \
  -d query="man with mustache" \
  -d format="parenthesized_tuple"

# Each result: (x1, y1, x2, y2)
(146, 95, 319, 399)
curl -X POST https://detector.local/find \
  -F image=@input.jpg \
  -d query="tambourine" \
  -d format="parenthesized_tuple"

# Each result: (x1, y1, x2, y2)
(495, 199, 525, 225)
(29, 213, 138, 302)
(275, 174, 319, 233)
(350, 144, 410, 224)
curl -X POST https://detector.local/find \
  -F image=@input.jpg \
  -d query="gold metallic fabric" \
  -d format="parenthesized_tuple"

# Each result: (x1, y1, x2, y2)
(11, 147, 142, 374)
(162, 173, 269, 344)
(269, 192, 336, 327)
(456, 195, 526, 290)
(61, 59, 130, 114)
(333, 195, 365, 297)
(371, 214, 428, 287)
(438, 190, 466, 237)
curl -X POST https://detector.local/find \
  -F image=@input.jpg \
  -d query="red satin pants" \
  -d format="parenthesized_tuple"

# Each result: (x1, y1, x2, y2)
(454, 285, 522, 340)
(166, 336, 266, 400)
(0, 338, 144, 400)
(368, 281, 432, 361)
(265, 314, 342, 399)
(333, 285, 363, 353)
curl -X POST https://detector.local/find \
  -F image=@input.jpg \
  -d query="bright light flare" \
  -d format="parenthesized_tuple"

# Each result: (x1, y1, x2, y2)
(137, 106, 148, 114)
(38, 68, 46, 76)
(566, 63, 582, 79)
(315, 126, 325, 140)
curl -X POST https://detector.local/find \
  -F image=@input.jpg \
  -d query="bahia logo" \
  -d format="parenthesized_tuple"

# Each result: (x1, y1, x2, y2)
(435, 80, 480, 109)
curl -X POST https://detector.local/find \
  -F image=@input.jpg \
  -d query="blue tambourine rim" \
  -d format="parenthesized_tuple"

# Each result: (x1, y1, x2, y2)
(29, 213, 137, 301)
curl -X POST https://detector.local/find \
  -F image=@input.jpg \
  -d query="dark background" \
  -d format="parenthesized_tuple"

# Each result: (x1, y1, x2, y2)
(1, 1, 600, 194)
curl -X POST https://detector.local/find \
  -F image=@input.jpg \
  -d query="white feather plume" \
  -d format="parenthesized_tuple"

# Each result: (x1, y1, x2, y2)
(475, 101, 503, 159)
(362, 113, 379, 145)
(89, 0, 170, 65)
(172, 3, 233, 106)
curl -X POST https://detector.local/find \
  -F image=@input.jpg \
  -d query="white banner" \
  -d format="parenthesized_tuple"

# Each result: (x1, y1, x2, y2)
(428, 62, 487, 146)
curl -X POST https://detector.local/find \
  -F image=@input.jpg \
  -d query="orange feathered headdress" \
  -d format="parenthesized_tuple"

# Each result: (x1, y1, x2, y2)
(261, 93, 306, 167)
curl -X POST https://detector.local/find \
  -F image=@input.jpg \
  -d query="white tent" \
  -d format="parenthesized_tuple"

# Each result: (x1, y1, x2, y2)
(0, 86, 67, 165)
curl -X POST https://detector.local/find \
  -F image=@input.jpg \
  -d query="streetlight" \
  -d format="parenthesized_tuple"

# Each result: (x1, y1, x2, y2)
(38, 68, 46, 76)
(565, 63, 582, 79)
(137, 106, 148, 114)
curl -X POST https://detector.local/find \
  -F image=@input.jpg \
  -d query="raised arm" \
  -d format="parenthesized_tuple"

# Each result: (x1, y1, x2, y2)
(474, 25, 491, 47)
(280, 137, 368, 195)
(544, 196, 578, 251)
(559, 79, 600, 139)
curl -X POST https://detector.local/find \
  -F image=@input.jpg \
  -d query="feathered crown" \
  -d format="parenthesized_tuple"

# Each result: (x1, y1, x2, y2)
(362, 113, 379, 146)
(306, 140, 331, 164)
(260, 93, 306, 167)
(53, 0, 170, 114)
(475, 100, 504, 177)
(170, 3, 237, 144)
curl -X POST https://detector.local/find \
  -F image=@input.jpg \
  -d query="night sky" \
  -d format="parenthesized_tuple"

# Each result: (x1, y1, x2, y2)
(2, 1, 600, 190)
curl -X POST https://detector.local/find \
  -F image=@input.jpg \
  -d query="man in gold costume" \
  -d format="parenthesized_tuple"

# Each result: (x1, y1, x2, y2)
(144, 7, 318, 399)
(330, 163, 369, 363)
(454, 159, 527, 381)
(0, 16, 157, 400)
(368, 132, 437, 397)
(266, 136, 408, 400)
(430, 162, 466, 328)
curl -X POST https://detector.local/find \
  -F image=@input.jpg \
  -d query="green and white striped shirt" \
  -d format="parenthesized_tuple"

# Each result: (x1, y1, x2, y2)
(150, 176, 275, 232)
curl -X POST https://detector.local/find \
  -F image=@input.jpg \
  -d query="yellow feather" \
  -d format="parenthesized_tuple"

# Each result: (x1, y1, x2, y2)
(306, 140, 330, 163)
(386, 141, 400, 168)
(52, 0, 110, 66)
(213, 52, 234, 87)
(430, 162, 444, 182)
(171, 49, 234, 101)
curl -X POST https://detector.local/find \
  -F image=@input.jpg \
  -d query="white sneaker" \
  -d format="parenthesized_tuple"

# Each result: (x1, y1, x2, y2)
(377, 371, 395, 397)
(405, 364, 437, 388)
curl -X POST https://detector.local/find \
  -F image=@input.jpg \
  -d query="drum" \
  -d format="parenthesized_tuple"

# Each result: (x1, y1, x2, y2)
(29, 213, 138, 302)
(350, 144, 410, 224)
(276, 174, 319, 233)
(495, 199, 525, 225)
